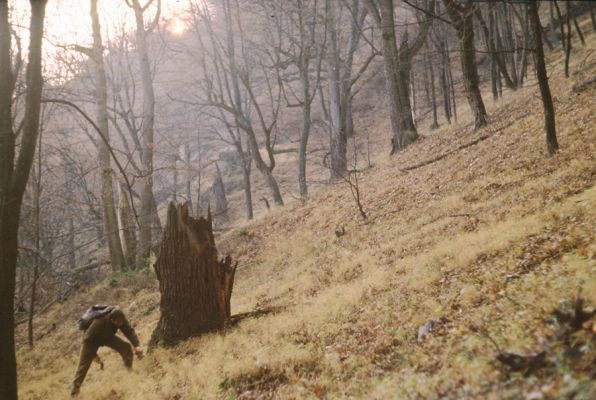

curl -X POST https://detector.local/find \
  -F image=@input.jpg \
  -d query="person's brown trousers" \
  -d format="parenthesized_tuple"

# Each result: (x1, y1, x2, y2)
(71, 336, 133, 396)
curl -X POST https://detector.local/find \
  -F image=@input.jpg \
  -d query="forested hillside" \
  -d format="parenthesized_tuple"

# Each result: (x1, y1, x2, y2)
(1, 1, 594, 399)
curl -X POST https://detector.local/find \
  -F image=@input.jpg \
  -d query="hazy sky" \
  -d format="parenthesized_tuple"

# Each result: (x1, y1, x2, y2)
(11, 0, 187, 57)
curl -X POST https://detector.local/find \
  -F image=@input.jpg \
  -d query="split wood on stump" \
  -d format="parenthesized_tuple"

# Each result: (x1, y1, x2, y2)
(149, 203, 236, 348)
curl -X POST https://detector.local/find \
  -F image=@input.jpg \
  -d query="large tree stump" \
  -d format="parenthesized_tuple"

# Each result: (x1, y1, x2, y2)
(149, 203, 236, 348)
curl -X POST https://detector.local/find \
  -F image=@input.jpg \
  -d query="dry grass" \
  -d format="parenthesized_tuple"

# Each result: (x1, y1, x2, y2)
(16, 20, 596, 400)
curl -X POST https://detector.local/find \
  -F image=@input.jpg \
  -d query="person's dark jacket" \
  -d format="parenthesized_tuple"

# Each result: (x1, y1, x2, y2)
(84, 314, 140, 347)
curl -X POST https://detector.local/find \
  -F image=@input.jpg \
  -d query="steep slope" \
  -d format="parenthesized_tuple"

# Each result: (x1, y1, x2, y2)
(16, 21, 596, 400)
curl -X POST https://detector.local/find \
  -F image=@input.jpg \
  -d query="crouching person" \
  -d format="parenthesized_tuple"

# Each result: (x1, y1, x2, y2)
(71, 307, 143, 398)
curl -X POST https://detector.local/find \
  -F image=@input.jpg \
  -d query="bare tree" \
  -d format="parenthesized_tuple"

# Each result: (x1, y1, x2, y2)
(192, 0, 285, 205)
(81, 0, 127, 271)
(527, 1, 558, 155)
(363, 0, 435, 153)
(125, 0, 161, 266)
(266, 0, 325, 197)
(0, 1, 47, 398)
(442, 0, 488, 130)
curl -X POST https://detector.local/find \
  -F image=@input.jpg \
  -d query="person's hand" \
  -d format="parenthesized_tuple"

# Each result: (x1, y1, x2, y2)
(135, 346, 144, 359)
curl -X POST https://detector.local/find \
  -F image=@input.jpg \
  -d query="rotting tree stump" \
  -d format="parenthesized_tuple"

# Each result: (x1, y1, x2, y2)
(149, 203, 236, 348)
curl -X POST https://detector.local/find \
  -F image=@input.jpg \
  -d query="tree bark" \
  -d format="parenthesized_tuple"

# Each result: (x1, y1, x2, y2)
(475, 6, 516, 90)
(553, 1, 565, 51)
(184, 143, 193, 211)
(528, 1, 558, 155)
(240, 149, 253, 219)
(128, 0, 158, 266)
(564, 2, 572, 78)
(443, 0, 488, 130)
(119, 179, 137, 268)
(572, 15, 585, 46)
(90, 0, 126, 272)
(364, 0, 433, 153)
(0, 2, 47, 398)
(212, 163, 228, 225)
(149, 203, 236, 348)
(28, 130, 42, 348)
(327, 0, 347, 180)
(428, 53, 439, 129)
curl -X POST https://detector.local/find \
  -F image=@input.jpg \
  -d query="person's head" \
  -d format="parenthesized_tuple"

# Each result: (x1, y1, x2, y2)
(108, 307, 126, 327)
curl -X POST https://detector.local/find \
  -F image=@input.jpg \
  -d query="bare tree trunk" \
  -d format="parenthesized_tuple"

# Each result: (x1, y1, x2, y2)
(476, 5, 516, 90)
(345, 91, 355, 138)
(128, 0, 159, 267)
(572, 15, 585, 46)
(212, 163, 228, 225)
(549, 1, 556, 35)
(184, 143, 192, 211)
(448, 52, 458, 122)
(28, 133, 42, 348)
(0, 2, 46, 398)
(149, 204, 236, 348)
(428, 54, 439, 129)
(564, 2, 572, 78)
(327, 0, 347, 180)
(528, 1, 558, 155)
(241, 152, 253, 219)
(444, 0, 488, 130)
(119, 180, 137, 268)
(553, 1, 565, 51)
(327, 59, 347, 180)
(298, 46, 312, 197)
(502, 4, 518, 87)
(90, 0, 126, 272)
(437, 37, 451, 124)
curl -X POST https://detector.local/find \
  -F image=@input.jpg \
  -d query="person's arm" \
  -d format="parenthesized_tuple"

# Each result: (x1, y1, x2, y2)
(119, 321, 140, 348)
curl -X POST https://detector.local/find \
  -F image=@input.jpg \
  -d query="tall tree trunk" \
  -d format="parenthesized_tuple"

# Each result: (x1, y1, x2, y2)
(149, 204, 236, 348)
(572, 15, 585, 46)
(428, 54, 439, 129)
(448, 53, 458, 122)
(327, 59, 347, 180)
(443, 0, 488, 130)
(0, 2, 47, 398)
(119, 180, 137, 268)
(129, 0, 158, 267)
(549, 1, 556, 35)
(437, 38, 451, 124)
(327, 0, 346, 179)
(528, 1, 558, 155)
(90, 0, 126, 272)
(502, 4, 518, 87)
(553, 1, 565, 51)
(28, 132, 42, 348)
(241, 151, 253, 219)
(212, 163, 228, 225)
(477, 6, 515, 90)
(184, 143, 192, 212)
(298, 50, 312, 198)
(564, 2, 572, 78)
